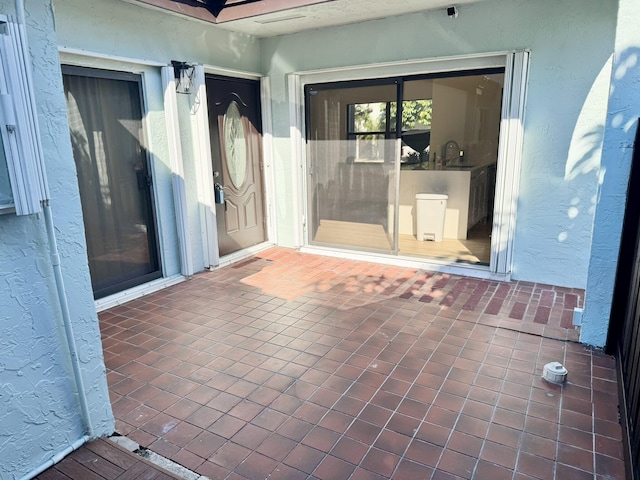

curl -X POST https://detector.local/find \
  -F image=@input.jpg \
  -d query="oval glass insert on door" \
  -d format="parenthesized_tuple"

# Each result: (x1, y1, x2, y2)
(224, 101, 247, 189)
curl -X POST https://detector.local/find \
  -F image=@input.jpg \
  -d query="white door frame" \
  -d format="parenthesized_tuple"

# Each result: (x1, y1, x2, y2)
(288, 51, 530, 279)
(162, 66, 194, 276)
(197, 65, 276, 267)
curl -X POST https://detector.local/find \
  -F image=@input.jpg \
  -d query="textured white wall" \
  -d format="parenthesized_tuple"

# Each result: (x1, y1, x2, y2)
(581, 0, 640, 347)
(261, 0, 616, 289)
(0, 1, 113, 478)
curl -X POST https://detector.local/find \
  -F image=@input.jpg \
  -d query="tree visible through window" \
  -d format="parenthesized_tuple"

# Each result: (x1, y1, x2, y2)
(347, 100, 432, 162)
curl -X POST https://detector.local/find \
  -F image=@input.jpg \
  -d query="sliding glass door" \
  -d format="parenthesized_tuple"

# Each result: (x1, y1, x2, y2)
(306, 69, 504, 266)
(63, 66, 161, 298)
(396, 73, 503, 265)
(306, 80, 399, 253)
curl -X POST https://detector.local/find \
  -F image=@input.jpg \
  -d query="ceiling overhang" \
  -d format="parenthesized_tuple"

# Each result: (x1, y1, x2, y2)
(123, 0, 486, 38)
(130, 0, 334, 24)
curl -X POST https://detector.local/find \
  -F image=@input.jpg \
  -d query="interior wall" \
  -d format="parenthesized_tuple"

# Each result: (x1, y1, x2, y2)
(261, 0, 616, 289)
(0, 2, 114, 478)
(430, 82, 467, 161)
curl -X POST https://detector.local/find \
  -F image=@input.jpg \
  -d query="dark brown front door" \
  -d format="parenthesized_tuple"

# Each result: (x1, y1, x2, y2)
(206, 75, 266, 256)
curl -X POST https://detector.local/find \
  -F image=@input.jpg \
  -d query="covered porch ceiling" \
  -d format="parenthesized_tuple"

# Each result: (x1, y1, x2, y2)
(123, 0, 485, 37)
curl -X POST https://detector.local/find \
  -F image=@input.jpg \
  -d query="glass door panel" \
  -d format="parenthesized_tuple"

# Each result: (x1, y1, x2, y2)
(306, 82, 398, 253)
(63, 67, 161, 298)
(398, 74, 504, 265)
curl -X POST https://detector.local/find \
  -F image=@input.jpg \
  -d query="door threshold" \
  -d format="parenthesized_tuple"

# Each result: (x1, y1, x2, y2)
(300, 245, 510, 282)
(95, 275, 186, 312)
(215, 242, 275, 269)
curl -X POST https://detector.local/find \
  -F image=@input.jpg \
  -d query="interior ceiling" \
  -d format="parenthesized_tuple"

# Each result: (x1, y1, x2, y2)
(125, 0, 484, 37)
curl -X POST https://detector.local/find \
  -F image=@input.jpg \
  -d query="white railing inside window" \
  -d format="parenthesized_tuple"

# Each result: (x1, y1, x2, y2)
(0, 15, 48, 215)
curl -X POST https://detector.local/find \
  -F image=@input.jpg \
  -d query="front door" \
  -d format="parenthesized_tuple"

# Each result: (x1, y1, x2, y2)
(206, 75, 266, 256)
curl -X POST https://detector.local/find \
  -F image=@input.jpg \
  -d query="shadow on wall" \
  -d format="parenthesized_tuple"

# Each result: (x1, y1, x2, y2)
(561, 48, 640, 244)
(504, 51, 618, 286)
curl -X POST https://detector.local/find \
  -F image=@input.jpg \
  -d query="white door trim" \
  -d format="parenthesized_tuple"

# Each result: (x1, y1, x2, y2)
(491, 50, 530, 275)
(288, 73, 305, 248)
(260, 76, 278, 246)
(191, 65, 219, 268)
(161, 66, 194, 276)
(292, 52, 509, 84)
(199, 70, 275, 259)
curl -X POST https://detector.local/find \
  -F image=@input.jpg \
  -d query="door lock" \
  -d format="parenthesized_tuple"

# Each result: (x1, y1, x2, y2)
(214, 183, 225, 204)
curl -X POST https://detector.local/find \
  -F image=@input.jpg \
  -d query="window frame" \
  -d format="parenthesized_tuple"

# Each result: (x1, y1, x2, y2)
(0, 14, 49, 216)
(0, 15, 14, 213)
(61, 64, 164, 298)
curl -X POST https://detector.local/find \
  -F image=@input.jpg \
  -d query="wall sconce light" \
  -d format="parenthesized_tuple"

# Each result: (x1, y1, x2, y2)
(447, 6, 458, 18)
(171, 60, 195, 94)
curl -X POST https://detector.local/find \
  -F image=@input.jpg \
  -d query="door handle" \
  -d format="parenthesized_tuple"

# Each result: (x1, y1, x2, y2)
(214, 183, 225, 204)
(136, 171, 152, 191)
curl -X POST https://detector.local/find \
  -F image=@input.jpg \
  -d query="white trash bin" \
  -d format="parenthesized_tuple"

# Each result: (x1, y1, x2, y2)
(416, 193, 448, 242)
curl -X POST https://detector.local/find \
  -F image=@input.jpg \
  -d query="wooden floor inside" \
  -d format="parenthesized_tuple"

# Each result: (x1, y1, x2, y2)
(314, 219, 393, 250)
(313, 219, 491, 264)
(36, 437, 181, 480)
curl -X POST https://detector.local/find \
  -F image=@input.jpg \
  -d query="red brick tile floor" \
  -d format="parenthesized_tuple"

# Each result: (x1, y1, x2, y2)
(100, 247, 625, 479)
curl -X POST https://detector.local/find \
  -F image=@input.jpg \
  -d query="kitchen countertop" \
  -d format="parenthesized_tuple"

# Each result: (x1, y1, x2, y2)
(444, 162, 481, 170)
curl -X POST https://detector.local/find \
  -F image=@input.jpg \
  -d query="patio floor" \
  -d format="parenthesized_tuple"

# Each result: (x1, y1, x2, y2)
(100, 247, 625, 479)
(36, 437, 183, 480)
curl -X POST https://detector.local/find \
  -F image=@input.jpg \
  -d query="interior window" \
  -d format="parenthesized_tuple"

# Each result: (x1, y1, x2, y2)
(397, 99, 433, 167)
(346, 102, 390, 163)
(346, 100, 433, 165)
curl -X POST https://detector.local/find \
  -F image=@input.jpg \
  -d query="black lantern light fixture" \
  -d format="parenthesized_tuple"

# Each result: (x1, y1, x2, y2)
(171, 60, 196, 94)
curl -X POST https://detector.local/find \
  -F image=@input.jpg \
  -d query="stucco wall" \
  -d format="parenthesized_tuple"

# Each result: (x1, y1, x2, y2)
(261, 0, 616, 289)
(53, 0, 260, 73)
(581, 0, 640, 347)
(0, 1, 113, 479)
